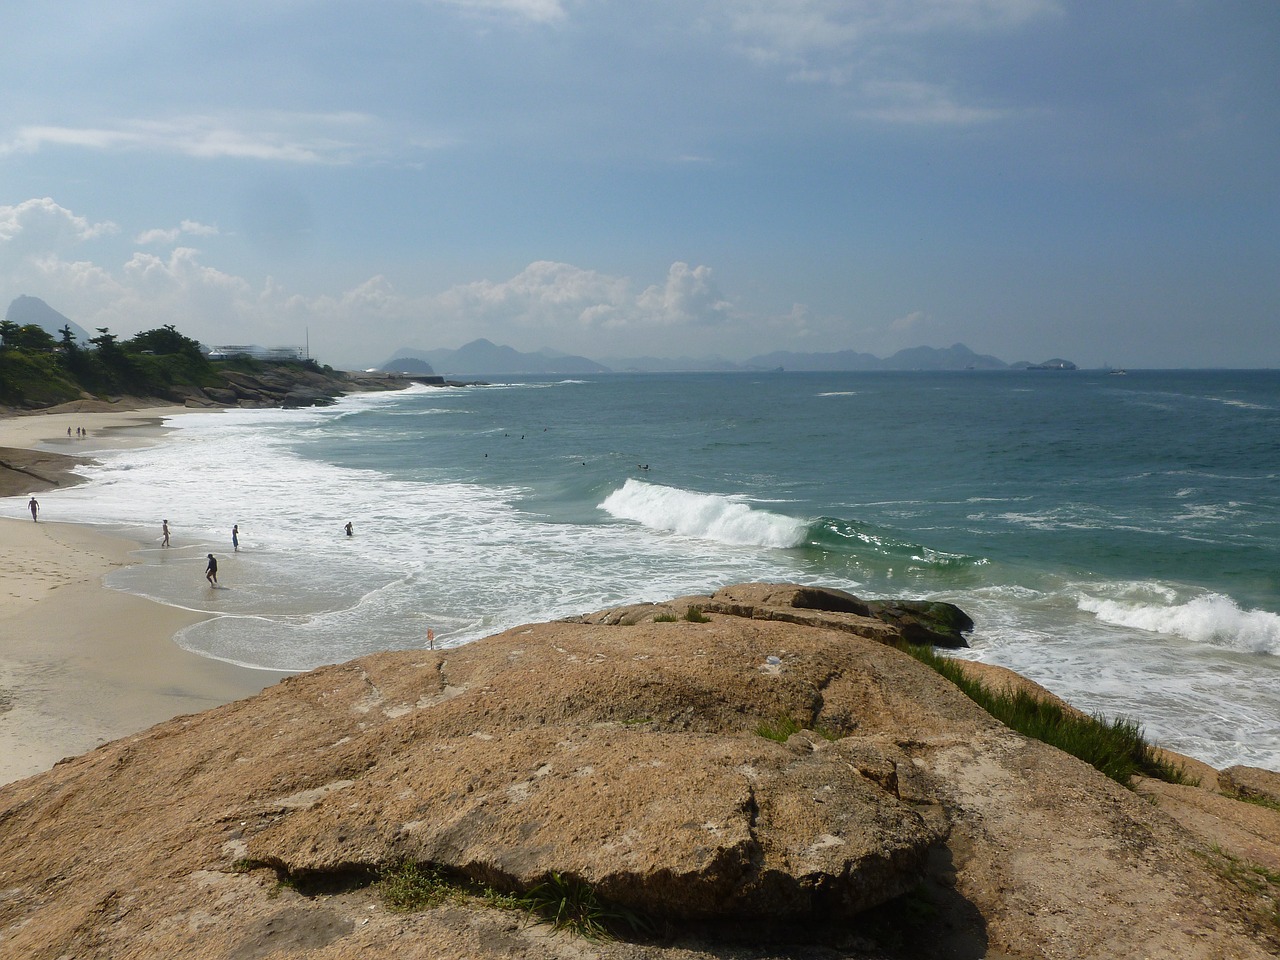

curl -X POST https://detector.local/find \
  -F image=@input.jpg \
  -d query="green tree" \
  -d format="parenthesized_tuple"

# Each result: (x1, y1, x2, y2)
(11, 324, 57, 351)
(125, 324, 205, 361)
(0, 319, 19, 349)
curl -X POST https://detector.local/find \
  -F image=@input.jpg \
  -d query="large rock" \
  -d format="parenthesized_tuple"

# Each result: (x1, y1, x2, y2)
(0, 585, 1276, 959)
(574, 582, 973, 648)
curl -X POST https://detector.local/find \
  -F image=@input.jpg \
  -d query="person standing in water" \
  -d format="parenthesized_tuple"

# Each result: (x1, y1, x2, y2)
(232, 524, 239, 552)
(344, 522, 353, 537)
(205, 553, 218, 585)
(27, 497, 39, 522)
(162, 520, 170, 547)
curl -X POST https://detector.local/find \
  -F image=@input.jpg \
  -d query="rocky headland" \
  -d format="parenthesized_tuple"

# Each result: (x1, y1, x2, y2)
(0, 583, 1277, 959)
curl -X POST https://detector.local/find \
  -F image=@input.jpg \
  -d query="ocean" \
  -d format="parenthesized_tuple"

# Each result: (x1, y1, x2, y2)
(18, 369, 1280, 771)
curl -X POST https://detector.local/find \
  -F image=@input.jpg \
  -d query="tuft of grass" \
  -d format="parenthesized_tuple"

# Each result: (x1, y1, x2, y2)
(683, 607, 711, 623)
(652, 613, 678, 623)
(756, 715, 804, 742)
(372, 861, 650, 941)
(1224, 789, 1280, 814)
(1195, 846, 1280, 931)
(523, 871, 650, 940)
(378, 859, 454, 912)
(756, 714, 840, 744)
(899, 641, 1192, 787)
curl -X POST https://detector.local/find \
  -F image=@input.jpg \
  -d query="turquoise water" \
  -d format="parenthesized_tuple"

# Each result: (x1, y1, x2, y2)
(25, 370, 1280, 769)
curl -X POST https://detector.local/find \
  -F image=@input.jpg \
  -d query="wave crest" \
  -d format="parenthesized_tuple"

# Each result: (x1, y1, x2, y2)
(1079, 589, 1280, 655)
(600, 479, 806, 548)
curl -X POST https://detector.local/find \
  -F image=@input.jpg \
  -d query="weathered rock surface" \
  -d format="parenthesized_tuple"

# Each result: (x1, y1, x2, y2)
(0, 585, 1277, 959)
(178, 366, 411, 409)
(571, 582, 973, 648)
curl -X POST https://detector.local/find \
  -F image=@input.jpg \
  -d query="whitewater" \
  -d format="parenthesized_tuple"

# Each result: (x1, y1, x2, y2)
(14, 370, 1280, 771)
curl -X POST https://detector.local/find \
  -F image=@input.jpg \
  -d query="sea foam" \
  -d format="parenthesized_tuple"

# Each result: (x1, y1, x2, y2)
(600, 479, 807, 549)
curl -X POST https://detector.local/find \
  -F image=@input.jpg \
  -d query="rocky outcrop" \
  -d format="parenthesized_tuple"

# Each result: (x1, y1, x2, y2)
(571, 582, 973, 648)
(0, 446, 89, 497)
(178, 366, 413, 409)
(0, 585, 1277, 959)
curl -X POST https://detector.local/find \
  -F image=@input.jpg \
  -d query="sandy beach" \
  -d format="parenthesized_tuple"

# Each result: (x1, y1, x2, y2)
(0, 403, 289, 785)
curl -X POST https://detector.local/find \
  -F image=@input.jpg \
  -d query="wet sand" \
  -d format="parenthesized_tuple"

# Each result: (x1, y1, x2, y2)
(0, 405, 288, 785)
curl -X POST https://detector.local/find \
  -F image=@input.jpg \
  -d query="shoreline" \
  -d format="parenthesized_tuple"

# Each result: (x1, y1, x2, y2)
(0, 404, 289, 786)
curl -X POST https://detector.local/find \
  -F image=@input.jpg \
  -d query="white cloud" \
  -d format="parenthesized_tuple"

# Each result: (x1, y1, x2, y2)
(1, 198, 748, 364)
(1, 112, 414, 165)
(136, 220, 220, 246)
(726, 0, 1060, 56)
(890, 309, 927, 333)
(0, 198, 119, 249)
(635, 262, 733, 327)
(429, 0, 568, 23)
(718, 0, 1060, 123)
(856, 80, 1008, 125)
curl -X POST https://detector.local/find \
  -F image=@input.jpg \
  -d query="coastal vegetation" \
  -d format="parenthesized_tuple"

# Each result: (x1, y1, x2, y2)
(0, 320, 337, 408)
(899, 641, 1192, 786)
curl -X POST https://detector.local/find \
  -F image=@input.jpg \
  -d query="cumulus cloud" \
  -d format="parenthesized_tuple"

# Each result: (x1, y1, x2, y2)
(635, 262, 733, 326)
(425, 260, 733, 338)
(0, 198, 118, 249)
(0, 199, 750, 364)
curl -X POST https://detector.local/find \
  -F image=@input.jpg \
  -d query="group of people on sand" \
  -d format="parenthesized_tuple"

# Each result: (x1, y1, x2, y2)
(65, 426, 89, 438)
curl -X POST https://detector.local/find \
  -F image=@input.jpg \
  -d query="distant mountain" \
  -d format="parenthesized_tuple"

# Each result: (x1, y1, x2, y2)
(388, 340, 1075, 376)
(745, 343, 1009, 372)
(379, 357, 436, 375)
(596, 354, 749, 373)
(1012, 358, 1078, 371)
(742, 348, 884, 372)
(390, 339, 609, 376)
(879, 343, 1009, 371)
(5, 296, 93, 344)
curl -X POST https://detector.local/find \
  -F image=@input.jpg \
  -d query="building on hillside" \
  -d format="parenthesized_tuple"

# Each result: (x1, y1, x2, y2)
(204, 344, 304, 362)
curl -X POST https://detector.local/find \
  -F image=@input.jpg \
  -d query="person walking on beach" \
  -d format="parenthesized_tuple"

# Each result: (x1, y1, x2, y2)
(27, 497, 39, 522)
(232, 524, 239, 552)
(162, 519, 170, 547)
(205, 553, 218, 585)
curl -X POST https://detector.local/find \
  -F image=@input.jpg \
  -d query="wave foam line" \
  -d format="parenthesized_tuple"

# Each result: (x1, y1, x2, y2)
(1079, 592, 1280, 655)
(600, 479, 806, 549)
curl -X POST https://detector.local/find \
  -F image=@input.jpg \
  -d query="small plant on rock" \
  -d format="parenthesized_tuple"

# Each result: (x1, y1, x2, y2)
(522, 871, 649, 940)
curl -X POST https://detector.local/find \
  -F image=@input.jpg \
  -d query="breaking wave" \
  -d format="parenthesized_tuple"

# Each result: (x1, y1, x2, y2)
(1078, 587, 1280, 655)
(599, 479, 806, 548)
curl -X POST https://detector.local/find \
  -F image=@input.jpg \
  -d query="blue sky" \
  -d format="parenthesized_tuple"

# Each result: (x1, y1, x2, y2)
(2, 1, 1276, 368)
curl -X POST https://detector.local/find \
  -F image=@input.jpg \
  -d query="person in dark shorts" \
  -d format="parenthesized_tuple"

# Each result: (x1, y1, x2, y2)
(205, 553, 218, 585)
